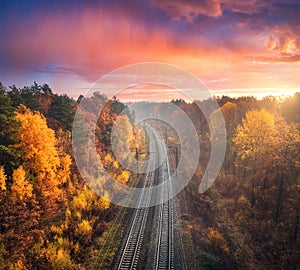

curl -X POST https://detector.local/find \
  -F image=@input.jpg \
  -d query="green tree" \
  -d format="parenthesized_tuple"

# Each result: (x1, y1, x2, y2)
(8, 85, 41, 111)
(48, 94, 75, 131)
(0, 84, 20, 173)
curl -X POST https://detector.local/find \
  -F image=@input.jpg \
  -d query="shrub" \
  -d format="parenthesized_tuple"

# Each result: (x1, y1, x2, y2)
(201, 252, 221, 270)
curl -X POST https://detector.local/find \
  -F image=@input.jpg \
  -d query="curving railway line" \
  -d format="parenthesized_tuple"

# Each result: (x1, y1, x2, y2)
(112, 126, 177, 270)
(154, 147, 175, 270)
(114, 160, 156, 269)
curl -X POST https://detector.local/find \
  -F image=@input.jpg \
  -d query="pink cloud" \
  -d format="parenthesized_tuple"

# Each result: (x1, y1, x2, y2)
(2, 0, 300, 96)
(264, 24, 300, 58)
(5, 8, 174, 82)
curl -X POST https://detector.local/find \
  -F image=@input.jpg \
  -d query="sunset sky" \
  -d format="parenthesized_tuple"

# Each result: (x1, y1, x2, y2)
(0, 0, 299, 99)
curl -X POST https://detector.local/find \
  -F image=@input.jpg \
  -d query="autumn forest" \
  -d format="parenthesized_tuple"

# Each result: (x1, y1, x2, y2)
(0, 82, 299, 269)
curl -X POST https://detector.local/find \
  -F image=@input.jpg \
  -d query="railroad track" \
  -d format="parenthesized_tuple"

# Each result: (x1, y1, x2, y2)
(154, 144, 174, 270)
(113, 128, 158, 270)
(113, 126, 175, 270)
(115, 172, 154, 270)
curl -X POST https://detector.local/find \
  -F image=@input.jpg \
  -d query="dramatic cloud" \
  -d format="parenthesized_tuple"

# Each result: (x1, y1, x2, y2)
(150, 0, 222, 22)
(0, 8, 174, 81)
(221, 0, 300, 15)
(0, 0, 300, 97)
(265, 36, 278, 51)
(264, 23, 300, 60)
(267, 36, 300, 56)
(221, 0, 269, 15)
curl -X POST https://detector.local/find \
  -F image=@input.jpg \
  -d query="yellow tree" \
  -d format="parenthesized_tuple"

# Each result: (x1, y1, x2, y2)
(111, 114, 135, 172)
(233, 109, 278, 206)
(0, 166, 6, 191)
(233, 109, 277, 161)
(112, 114, 133, 156)
(210, 102, 238, 173)
(11, 166, 33, 200)
(272, 120, 300, 222)
(234, 108, 299, 224)
(0, 167, 40, 267)
(14, 106, 71, 197)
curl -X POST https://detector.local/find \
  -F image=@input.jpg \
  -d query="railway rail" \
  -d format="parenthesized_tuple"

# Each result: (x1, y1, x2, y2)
(113, 126, 175, 270)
